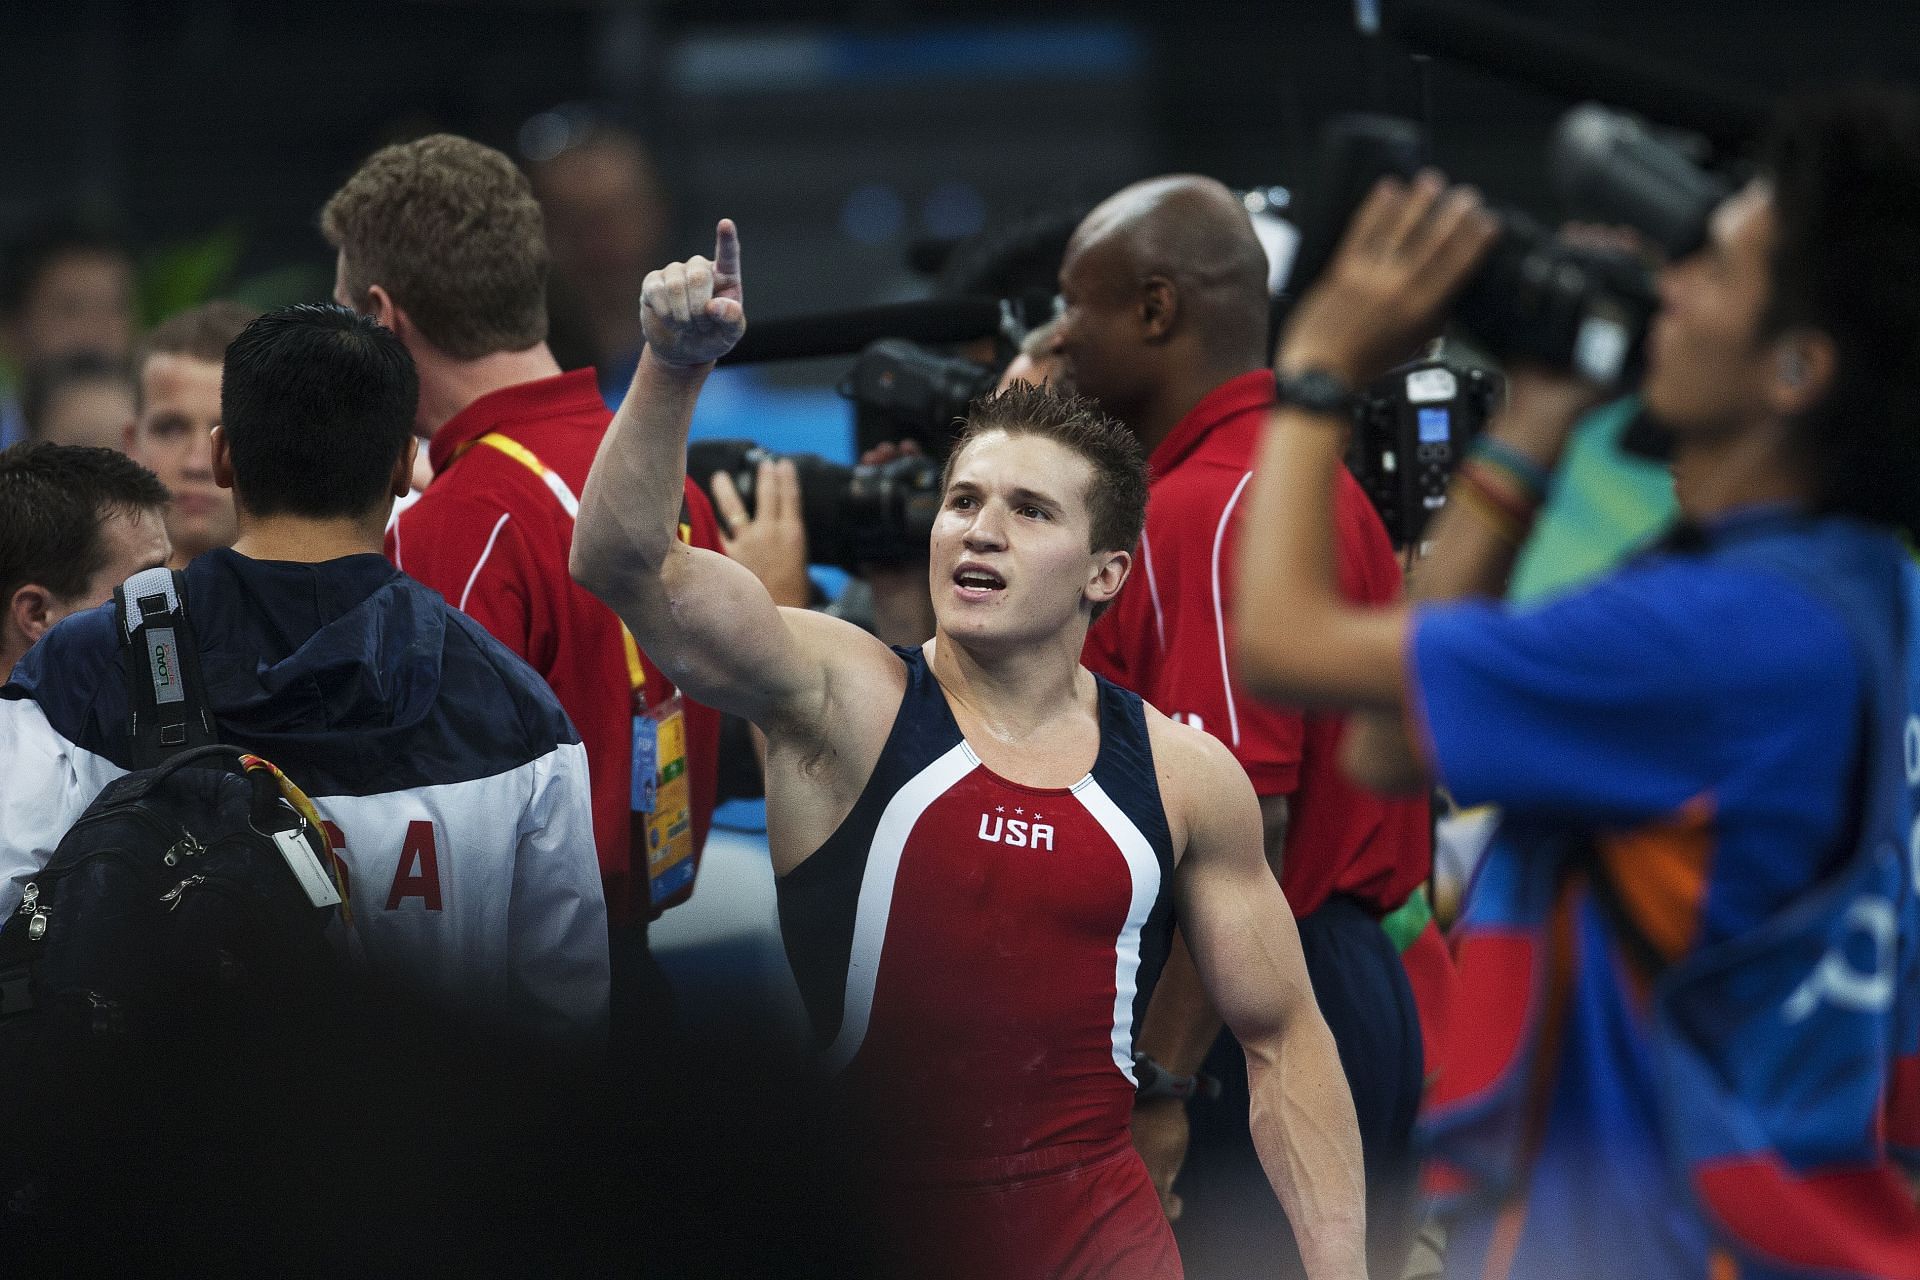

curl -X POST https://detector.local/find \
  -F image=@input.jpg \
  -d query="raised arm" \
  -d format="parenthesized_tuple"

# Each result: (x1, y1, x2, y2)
(1165, 721, 1366, 1280)
(1236, 175, 1498, 720)
(570, 221, 877, 728)
(1236, 175, 1602, 794)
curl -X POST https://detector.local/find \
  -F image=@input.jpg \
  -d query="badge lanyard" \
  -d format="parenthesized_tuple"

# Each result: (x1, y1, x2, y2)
(456, 432, 697, 910)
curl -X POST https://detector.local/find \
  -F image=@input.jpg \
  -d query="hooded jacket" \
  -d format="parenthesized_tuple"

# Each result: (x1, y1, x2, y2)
(0, 549, 607, 1040)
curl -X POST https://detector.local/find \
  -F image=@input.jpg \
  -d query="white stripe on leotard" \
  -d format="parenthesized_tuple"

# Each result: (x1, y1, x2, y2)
(824, 741, 978, 1074)
(1070, 775, 1163, 1085)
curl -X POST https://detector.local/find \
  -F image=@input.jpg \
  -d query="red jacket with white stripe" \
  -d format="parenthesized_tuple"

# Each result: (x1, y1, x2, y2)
(1084, 370, 1430, 921)
(387, 369, 724, 926)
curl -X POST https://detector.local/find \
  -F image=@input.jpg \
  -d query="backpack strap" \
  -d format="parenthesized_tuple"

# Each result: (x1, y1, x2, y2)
(114, 567, 218, 769)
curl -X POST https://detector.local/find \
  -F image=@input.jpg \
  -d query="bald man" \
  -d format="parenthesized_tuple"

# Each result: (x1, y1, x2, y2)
(1053, 176, 1440, 1278)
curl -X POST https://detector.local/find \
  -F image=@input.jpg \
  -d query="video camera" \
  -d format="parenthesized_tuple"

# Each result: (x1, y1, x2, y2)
(689, 337, 1005, 570)
(1293, 103, 1731, 387)
(842, 338, 999, 462)
(687, 438, 943, 571)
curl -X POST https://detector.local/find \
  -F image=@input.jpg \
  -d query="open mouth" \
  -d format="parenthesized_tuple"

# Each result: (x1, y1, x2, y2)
(952, 564, 1007, 598)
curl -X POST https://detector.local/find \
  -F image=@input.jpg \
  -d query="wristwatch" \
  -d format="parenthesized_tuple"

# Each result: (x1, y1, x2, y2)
(1274, 368, 1358, 417)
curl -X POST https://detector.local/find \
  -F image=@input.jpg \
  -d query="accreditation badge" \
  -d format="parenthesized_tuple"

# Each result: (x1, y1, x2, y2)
(633, 691, 696, 908)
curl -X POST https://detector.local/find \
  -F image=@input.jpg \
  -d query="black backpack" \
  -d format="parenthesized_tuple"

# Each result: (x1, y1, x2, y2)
(0, 566, 344, 1040)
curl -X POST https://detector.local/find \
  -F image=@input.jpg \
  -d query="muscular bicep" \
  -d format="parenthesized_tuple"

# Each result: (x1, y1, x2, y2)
(1173, 739, 1318, 1049)
(604, 541, 892, 732)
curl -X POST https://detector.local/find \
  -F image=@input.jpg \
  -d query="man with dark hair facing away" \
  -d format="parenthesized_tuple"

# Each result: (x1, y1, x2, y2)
(123, 300, 259, 569)
(1238, 85, 1920, 1280)
(0, 304, 606, 1040)
(1050, 175, 1444, 1276)
(0, 441, 168, 676)
(571, 221, 1367, 1280)
(323, 134, 734, 1050)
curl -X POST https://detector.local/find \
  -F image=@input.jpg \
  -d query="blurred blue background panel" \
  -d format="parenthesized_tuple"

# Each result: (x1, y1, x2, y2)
(687, 365, 854, 460)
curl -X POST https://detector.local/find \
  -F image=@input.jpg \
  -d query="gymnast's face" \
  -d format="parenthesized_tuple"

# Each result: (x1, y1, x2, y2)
(930, 429, 1128, 650)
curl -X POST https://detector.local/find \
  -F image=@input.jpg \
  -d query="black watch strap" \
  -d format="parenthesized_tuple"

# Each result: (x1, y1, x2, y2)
(1274, 368, 1358, 416)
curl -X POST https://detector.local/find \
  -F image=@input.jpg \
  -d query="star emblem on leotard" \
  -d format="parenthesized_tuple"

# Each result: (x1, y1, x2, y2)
(995, 806, 1004, 813)
(1014, 807, 1024, 815)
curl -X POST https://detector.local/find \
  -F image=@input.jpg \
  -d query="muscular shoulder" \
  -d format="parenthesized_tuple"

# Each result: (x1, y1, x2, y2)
(767, 607, 907, 742)
(1143, 701, 1259, 858)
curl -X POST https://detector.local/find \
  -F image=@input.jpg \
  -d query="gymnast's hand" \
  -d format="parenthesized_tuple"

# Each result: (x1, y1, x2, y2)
(641, 218, 745, 369)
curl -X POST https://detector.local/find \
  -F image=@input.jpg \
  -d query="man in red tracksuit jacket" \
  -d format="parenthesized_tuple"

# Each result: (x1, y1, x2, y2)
(1053, 174, 1452, 1279)
(322, 133, 724, 1053)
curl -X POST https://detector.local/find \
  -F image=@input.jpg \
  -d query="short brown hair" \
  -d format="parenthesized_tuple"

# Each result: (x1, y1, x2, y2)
(138, 299, 260, 367)
(132, 299, 260, 412)
(943, 383, 1150, 555)
(321, 134, 549, 360)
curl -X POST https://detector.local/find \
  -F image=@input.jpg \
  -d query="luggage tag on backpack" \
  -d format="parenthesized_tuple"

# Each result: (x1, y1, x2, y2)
(634, 692, 696, 908)
(240, 754, 343, 912)
(271, 824, 343, 910)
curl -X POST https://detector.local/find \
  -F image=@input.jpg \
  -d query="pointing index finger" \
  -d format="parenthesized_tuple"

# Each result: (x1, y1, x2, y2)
(713, 219, 742, 293)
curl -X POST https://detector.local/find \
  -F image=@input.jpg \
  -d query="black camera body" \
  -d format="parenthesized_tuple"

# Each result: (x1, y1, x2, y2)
(843, 338, 1000, 461)
(1348, 351, 1503, 547)
(687, 340, 996, 571)
(1293, 105, 1729, 387)
(687, 439, 943, 571)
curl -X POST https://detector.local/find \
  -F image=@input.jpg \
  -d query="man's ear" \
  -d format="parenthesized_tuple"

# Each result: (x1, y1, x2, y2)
(392, 437, 420, 498)
(209, 424, 236, 491)
(8, 582, 57, 648)
(1139, 277, 1178, 344)
(365, 284, 404, 336)
(1087, 547, 1133, 610)
(121, 416, 138, 455)
(1765, 327, 1838, 420)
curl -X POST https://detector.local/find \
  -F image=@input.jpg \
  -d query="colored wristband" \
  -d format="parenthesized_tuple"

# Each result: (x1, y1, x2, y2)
(1466, 437, 1552, 505)
(1451, 472, 1529, 545)
(1457, 461, 1539, 527)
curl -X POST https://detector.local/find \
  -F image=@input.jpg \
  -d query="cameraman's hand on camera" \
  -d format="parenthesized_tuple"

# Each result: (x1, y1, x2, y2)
(641, 219, 746, 369)
(1276, 172, 1498, 383)
(1493, 365, 1608, 459)
(857, 441, 938, 647)
(711, 457, 812, 609)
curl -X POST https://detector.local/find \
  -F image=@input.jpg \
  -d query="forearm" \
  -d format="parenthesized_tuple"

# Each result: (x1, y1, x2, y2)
(1240, 402, 1346, 656)
(573, 350, 712, 596)
(1246, 1013, 1368, 1280)
(1134, 932, 1222, 1075)
(1237, 403, 1407, 711)
(572, 352, 802, 722)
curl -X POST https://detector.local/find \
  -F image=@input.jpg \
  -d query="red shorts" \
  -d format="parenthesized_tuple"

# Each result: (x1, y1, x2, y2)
(865, 1134, 1182, 1280)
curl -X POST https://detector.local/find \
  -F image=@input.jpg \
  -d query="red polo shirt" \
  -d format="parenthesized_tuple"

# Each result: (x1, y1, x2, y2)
(1084, 370, 1430, 919)
(387, 368, 723, 927)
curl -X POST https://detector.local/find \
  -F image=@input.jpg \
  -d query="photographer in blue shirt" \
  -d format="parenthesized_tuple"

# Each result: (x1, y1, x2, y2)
(1236, 85, 1920, 1280)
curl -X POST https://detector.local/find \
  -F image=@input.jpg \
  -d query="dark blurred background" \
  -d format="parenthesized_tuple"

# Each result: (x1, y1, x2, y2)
(3, 0, 1914, 431)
